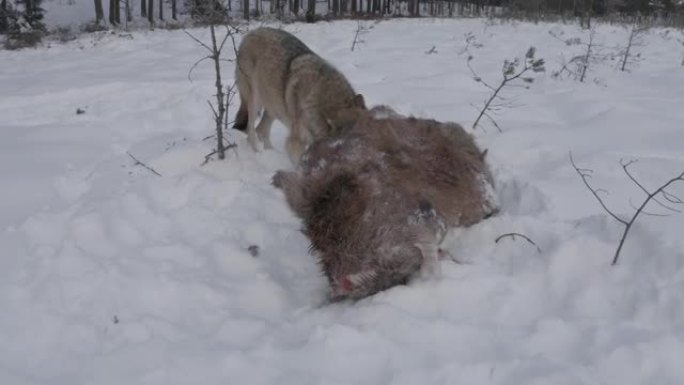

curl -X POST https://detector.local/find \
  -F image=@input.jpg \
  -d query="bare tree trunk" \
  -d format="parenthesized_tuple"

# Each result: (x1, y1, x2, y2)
(292, 0, 299, 14)
(25, 0, 33, 19)
(0, 0, 7, 34)
(171, 0, 177, 19)
(109, 0, 117, 24)
(585, 0, 592, 28)
(94, 0, 104, 23)
(115, 0, 121, 24)
(306, 0, 315, 20)
(126, 0, 132, 22)
(332, 0, 339, 14)
(141, 0, 147, 17)
(209, 24, 227, 160)
(148, 0, 154, 23)
(244, 0, 250, 18)
(159, 0, 164, 20)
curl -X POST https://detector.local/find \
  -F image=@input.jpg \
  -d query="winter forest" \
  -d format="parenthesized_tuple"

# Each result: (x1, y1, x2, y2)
(2, 0, 684, 383)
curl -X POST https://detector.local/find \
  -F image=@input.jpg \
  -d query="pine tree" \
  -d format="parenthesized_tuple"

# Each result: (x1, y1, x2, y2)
(16, 0, 45, 30)
(1, 0, 10, 34)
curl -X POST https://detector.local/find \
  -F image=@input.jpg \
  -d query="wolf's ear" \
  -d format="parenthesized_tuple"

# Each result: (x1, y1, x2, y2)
(353, 94, 366, 109)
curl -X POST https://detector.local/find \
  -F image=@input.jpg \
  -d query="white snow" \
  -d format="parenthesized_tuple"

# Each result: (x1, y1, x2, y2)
(1, 18, 684, 385)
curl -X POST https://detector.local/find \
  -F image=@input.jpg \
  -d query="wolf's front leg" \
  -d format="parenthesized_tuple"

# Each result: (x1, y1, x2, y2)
(285, 135, 308, 165)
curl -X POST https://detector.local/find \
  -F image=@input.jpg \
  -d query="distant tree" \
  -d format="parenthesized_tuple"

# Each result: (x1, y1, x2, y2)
(243, 0, 249, 18)
(159, 0, 164, 20)
(189, 0, 229, 21)
(619, 25, 647, 72)
(4, 0, 44, 49)
(125, 0, 131, 23)
(306, 0, 315, 21)
(141, 0, 147, 17)
(16, 0, 45, 29)
(1, 0, 9, 33)
(109, 0, 120, 24)
(148, 0, 153, 23)
(172, 0, 177, 19)
(93, 0, 104, 23)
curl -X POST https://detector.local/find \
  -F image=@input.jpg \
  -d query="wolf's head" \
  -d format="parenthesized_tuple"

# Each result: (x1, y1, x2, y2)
(323, 94, 368, 135)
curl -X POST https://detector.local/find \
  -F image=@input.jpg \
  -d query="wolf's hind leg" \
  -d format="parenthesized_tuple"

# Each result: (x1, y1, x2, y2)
(256, 110, 275, 150)
(233, 97, 249, 132)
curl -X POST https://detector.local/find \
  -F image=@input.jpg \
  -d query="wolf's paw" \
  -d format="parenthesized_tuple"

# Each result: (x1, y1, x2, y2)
(247, 132, 260, 152)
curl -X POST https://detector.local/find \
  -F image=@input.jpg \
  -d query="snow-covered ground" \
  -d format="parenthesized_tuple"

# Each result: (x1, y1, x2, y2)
(2, 18, 684, 385)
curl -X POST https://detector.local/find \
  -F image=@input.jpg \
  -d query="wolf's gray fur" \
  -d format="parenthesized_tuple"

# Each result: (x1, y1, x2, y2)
(273, 115, 498, 300)
(234, 27, 366, 164)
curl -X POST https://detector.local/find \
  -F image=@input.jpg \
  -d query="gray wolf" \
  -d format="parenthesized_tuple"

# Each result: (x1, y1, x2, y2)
(233, 27, 367, 164)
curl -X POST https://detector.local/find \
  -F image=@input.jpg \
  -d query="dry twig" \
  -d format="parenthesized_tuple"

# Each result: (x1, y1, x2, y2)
(570, 152, 684, 265)
(127, 151, 162, 177)
(495, 232, 542, 253)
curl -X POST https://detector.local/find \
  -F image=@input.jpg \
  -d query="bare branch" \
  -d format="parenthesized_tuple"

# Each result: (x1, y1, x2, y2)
(425, 45, 437, 55)
(570, 152, 627, 225)
(495, 232, 542, 253)
(127, 152, 162, 177)
(188, 55, 212, 82)
(621, 158, 681, 213)
(201, 149, 217, 166)
(208, 100, 219, 118)
(466, 57, 497, 92)
(628, 197, 670, 217)
(184, 30, 213, 53)
(351, 21, 370, 52)
(482, 110, 502, 133)
(217, 29, 232, 55)
(612, 170, 684, 265)
(570, 153, 684, 265)
(663, 190, 683, 204)
(201, 142, 237, 166)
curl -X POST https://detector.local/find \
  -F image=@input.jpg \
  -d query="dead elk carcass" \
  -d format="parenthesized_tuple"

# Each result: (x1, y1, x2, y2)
(273, 115, 498, 300)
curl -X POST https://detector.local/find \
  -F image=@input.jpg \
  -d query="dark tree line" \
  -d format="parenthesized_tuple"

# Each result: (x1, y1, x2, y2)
(1, 0, 44, 34)
(197, 0, 684, 22)
(2, 0, 683, 37)
(91, 0, 178, 26)
(1, 0, 45, 48)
